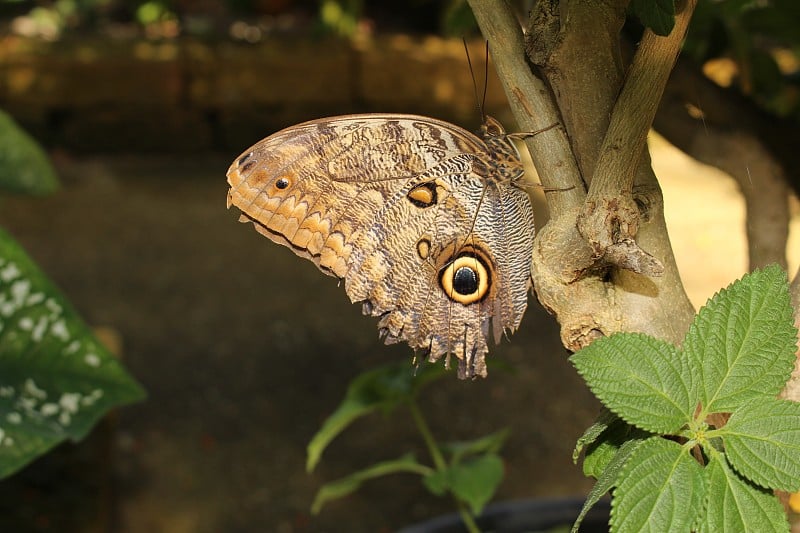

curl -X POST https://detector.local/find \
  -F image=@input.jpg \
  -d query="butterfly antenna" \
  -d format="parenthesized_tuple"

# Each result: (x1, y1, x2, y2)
(463, 38, 486, 123)
(482, 40, 489, 119)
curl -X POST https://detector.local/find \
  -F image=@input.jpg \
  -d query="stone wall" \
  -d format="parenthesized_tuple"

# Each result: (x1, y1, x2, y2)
(0, 35, 513, 152)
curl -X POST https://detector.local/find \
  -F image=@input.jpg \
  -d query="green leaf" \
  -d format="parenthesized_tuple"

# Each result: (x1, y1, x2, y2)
(683, 265, 797, 413)
(574, 408, 619, 463)
(306, 361, 446, 472)
(702, 454, 788, 532)
(630, 0, 676, 36)
(571, 333, 694, 434)
(611, 437, 705, 533)
(423, 453, 504, 515)
(311, 453, 431, 514)
(0, 110, 59, 195)
(582, 419, 649, 479)
(442, 0, 477, 37)
(721, 399, 800, 492)
(444, 427, 509, 464)
(573, 437, 645, 533)
(0, 229, 145, 478)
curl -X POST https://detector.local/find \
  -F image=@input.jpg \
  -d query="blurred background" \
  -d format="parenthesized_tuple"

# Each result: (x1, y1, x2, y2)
(0, 0, 798, 531)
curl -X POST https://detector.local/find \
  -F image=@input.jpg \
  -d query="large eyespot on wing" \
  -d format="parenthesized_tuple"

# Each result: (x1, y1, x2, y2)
(375, 238, 502, 380)
(439, 248, 492, 305)
(434, 201, 533, 378)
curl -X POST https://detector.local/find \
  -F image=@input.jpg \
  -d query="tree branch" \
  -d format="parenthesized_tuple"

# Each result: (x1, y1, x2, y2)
(783, 264, 800, 402)
(577, 0, 697, 275)
(465, 0, 585, 217)
(654, 57, 791, 270)
(790, 267, 800, 330)
(474, 0, 697, 349)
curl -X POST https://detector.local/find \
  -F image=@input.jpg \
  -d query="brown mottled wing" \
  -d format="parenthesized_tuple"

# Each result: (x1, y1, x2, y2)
(226, 114, 533, 378)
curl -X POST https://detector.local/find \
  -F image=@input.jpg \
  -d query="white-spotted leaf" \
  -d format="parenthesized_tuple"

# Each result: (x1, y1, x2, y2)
(0, 229, 145, 478)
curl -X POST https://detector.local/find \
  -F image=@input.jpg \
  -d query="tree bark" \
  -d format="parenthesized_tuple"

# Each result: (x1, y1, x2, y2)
(783, 266, 800, 402)
(468, 0, 696, 350)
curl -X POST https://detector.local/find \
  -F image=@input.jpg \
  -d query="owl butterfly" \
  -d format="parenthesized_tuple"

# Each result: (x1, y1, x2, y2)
(226, 114, 534, 378)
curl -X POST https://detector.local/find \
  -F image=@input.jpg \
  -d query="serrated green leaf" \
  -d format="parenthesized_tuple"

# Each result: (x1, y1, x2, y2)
(423, 454, 504, 515)
(630, 0, 676, 36)
(702, 454, 788, 532)
(571, 333, 694, 434)
(683, 265, 797, 413)
(583, 437, 621, 479)
(445, 427, 509, 464)
(611, 437, 705, 533)
(721, 399, 800, 492)
(0, 110, 59, 195)
(311, 453, 431, 514)
(582, 419, 649, 479)
(573, 437, 645, 533)
(0, 229, 145, 478)
(574, 408, 618, 463)
(306, 361, 446, 472)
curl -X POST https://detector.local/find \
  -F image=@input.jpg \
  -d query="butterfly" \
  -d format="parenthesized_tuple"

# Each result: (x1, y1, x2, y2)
(226, 114, 534, 378)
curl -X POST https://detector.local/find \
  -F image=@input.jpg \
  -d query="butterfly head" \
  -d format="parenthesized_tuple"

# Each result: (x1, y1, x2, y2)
(480, 115, 506, 138)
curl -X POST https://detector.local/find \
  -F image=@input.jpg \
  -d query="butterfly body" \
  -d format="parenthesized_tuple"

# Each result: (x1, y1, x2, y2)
(227, 114, 534, 378)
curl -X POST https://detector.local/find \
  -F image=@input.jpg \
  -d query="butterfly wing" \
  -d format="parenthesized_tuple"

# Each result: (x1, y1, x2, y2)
(226, 114, 533, 377)
(227, 115, 483, 275)
(345, 165, 534, 378)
